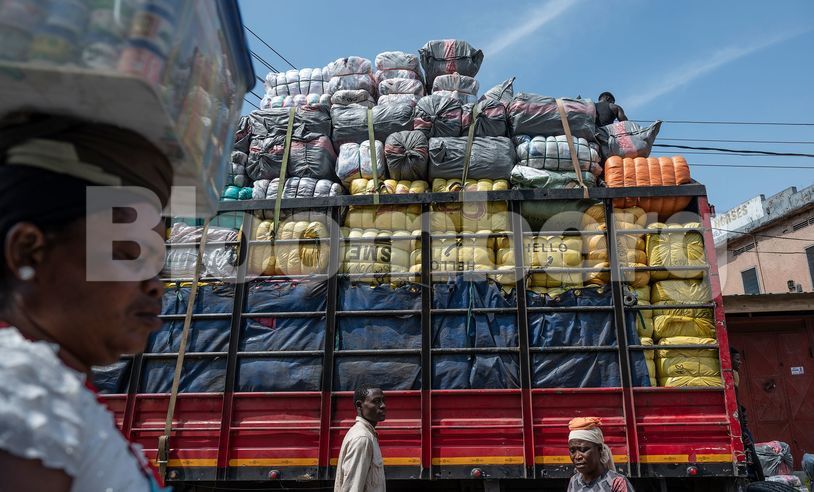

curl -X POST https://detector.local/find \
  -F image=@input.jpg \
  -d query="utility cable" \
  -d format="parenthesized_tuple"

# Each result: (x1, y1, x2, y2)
(243, 24, 298, 70)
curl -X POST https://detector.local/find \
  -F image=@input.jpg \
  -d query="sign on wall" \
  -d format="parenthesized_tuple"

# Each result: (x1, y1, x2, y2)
(712, 195, 765, 243)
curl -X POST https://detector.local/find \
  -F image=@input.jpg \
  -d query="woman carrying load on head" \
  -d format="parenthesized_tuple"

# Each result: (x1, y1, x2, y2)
(567, 417, 635, 492)
(0, 113, 174, 491)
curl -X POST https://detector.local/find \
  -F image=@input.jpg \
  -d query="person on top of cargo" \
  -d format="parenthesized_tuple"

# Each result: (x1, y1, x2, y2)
(566, 417, 634, 492)
(0, 113, 173, 491)
(595, 92, 628, 127)
(334, 384, 387, 492)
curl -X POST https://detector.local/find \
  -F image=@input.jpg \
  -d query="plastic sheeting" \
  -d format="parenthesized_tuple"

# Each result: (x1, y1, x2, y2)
(348, 178, 428, 196)
(509, 94, 597, 142)
(331, 104, 415, 150)
(261, 94, 331, 110)
(375, 51, 421, 80)
(527, 287, 651, 388)
(330, 89, 376, 108)
(432, 73, 479, 104)
(228, 151, 251, 187)
(419, 39, 483, 91)
(582, 205, 649, 289)
(265, 68, 328, 96)
(252, 176, 343, 221)
(377, 94, 420, 107)
(414, 95, 466, 138)
(510, 166, 597, 190)
(597, 120, 661, 159)
(247, 133, 337, 181)
(92, 360, 132, 394)
(428, 136, 515, 180)
(481, 78, 515, 108)
(494, 235, 584, 288)
(379, 78, 425, 96)
(336, 140, 386, 188)
(466, 98, 509, 137)
(249, 107, 332, 139)
(429, 179, 509, 233)
(341, 229, 415, 283)
(655, 337, 720, 388)
(163, 223, 238, 279)
(234, 115, 252, 154)
(756, 441, 795, 477)
(646, 222, 706, 281)
(514, 135, 602, 176)
(385, 131, 429, 181)
(222, 185, 253, 201)
(323, 56, 376, 96)
(651, 280, 715, 340)
(249, 219, 330, 277)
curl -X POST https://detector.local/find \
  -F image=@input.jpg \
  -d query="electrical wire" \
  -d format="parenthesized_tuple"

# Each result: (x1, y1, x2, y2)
(652, 151, 808, 158)
(248, 89, 264, 102)
(689, 163, 814, 169)
(659, 138, 814, 145)
(250, 49, 279, 73)
(653, 144, 814, 158)
(243, 98, 260, 110)
(633, 119, 814, 127)
(712, 228, 814, 242)
(243, 24, 298, 70)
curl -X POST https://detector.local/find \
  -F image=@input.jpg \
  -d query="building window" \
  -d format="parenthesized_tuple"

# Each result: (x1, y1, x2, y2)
(807, 246, 814, 287)
(741, 268, 760, 295)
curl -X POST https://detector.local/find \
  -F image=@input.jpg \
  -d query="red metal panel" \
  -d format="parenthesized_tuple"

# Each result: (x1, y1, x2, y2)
(780, 327, 814, 462)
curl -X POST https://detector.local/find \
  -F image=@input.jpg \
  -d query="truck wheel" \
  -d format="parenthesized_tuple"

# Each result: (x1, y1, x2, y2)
(745, 482, 797, 492)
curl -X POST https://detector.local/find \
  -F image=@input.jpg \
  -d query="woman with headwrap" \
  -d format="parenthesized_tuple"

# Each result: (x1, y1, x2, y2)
(0, 114, 174, 491)
(567, 417, 635, 491)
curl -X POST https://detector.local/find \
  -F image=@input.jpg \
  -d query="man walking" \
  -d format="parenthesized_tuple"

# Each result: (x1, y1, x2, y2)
(335, 384, 387, 492)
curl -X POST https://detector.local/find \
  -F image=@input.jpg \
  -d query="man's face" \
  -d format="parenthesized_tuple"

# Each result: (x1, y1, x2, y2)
(358, 388, 387, 424)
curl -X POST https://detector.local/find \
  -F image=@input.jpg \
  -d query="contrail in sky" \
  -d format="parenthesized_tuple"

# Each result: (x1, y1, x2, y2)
(484, 0, 579, 57)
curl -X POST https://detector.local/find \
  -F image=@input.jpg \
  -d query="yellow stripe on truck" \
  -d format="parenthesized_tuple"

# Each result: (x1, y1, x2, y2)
(536, 455, 629, 465)
(432, 456, 525, 466)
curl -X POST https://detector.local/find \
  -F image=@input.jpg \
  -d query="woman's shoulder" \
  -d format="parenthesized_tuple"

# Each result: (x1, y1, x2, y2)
(0, 327, 89, 476)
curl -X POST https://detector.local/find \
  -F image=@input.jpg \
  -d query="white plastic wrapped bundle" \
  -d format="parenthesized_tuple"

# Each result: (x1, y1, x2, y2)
(261, 94, 331, 110)
(324, 56, 376, 96)
(378, 94, 421, 107)
(228, 151, 251, 188)
(330, 89, 376, 108)
(434, 91, 477, 105)
(265, 68, 328, 96)
(375, 51, 420, 73)
(514, 135, 602, 176)
(379, 78, 425, 96)
(336, 140, 386, 188)
(163, 223, 239, 279)
(433, 73, 478, 97)
(377, 69, 421, 81)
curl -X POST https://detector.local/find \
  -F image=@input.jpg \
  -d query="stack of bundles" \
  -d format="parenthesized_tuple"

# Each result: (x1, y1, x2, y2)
(514, 135, 602, 176)
(655, 337, 721, 387)
(414, 94, 509, 139)
(375, 51, 424, 107)
(252, 177, 344, 221)
(163, 223, 239, 279)
(430, 179, 509, 233)
(432, 73, 479, 104)
(344, 180, 427, 232)
(650, 279, 715, 341)
(493, 234, 583, 291)
(419, 39, 483, 93)
(264, 68, 328, 98)
(646, 222, 706, 280)
(341, 229, 415, 285)
(597, 120, 662, 159)
(428, 136, 515, 180)
(247, 107, 336, 181)
(224, 115, 253, 200)
(633, 286, 654, 339)
(581, 204, 649, 288)
(336, 140, 386, 188)
(604, 156, 692, 220)
(385, 131, 429, 181)
(324, 56, 377, 108)
(641, 337, 657, 387)
(262, 94, 331, 110)
(248, 218, 330, 277)
(527, 287, 650, 388)
(142, 284, 236, 393)
(331, 103, 414, 151)
(239, 280, 327, 391)
(508, 95, 597, 142)
(432, 277, 519, 389)
(411, 233, 496, 281)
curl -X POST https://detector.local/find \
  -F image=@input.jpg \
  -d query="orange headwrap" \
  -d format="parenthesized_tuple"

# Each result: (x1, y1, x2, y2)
(568, 417, 602, 431)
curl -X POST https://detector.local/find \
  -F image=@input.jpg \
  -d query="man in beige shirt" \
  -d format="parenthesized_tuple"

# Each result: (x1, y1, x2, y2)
(334, 384, 387, 492)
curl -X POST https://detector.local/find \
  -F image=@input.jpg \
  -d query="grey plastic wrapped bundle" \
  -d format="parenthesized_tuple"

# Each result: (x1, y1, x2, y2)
(324, 56, 376, 96)
(419, 39, 483, 91)
(378, 94, 421, 107)
(465, 98, 509, 137)
(385, 131, 429, 181)
(428, 136, 515, 180)
(375, 51, 422, 81)
(510, 165, 598, 190)
(265, 68, 328, 96)
(379, 78, 425, 96)
(414, 95, 466, 138)
(514, 135, 602, 175)
(481, 78, 515, 108)
(163, 223, 239, 279)
(432, 73, 479, 104)
(508, 94, 597, 142)
(247, 133, 337, 181)
(330, 90, 376, 108)
(252, 177, 344, 220)
(234, 115, 252, 153)
(249, 107, 332, 140)
(336, 141, 386, 188)
(228, 151, 251, 188)
(597, 120, 662, 159)
(331, 104, 415, 151)
(261, 94, 331, 110)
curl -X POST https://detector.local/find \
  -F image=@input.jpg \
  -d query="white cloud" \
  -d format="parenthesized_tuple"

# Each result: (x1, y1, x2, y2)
(625, 27, 813, 111)
(483, 0, 579, 57)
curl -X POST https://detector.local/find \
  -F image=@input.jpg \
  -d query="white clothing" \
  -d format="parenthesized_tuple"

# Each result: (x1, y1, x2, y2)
(334, 416, 385, 492)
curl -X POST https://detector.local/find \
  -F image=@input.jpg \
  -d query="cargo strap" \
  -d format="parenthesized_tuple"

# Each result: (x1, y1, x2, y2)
(367, 108, 380, 205)
(158, 219, 211, 480)
(461, 103, 480, 187)
(272, 107, 296, 238)
(556, 99, 590, 199)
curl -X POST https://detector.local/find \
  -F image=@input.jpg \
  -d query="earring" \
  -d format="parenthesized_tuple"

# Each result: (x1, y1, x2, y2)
(18, 266, 35, 281)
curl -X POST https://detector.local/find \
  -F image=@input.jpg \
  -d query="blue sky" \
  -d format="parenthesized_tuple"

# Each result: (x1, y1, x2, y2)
(237, 0, 814, 212)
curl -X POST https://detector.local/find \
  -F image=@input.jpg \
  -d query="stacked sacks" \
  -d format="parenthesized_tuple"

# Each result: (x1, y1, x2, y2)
(419, 39, 483, 92)
(514, 135, 602, 176)
(581, 204, 650, 288)
(646, 222, 706, 280)
(262, 93, 331, 110)
(656, 337, 721, 387)
(385, 131, 429, 181)
(324, 56, 377, 108)
(509, 95, 597, 142)
(344, 179, 427, 232)
(247, 107, 336, 181)
(414, 93, 509, 139)
(604, 156, 692, 220)
(264, 68, 328, 98)
(248, 218, 330, 277)
(641, 337, 657, 387)
(493, 234, 583, 291)
(432, 73, 478, 104)
(428, 136, 515, 180)
(651, 280, 715, 340)
(163, 223, 239, 279)
(336, 140, 386, 188)
(224, 115, 253, 200)
(375, 51, 424, 107)
(633, 285, 654, 339)
(331, 103, 414, 151)
(252, 177, 344, 222)
(597, 120, 662, 159)
(341, 229, 415, 284)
